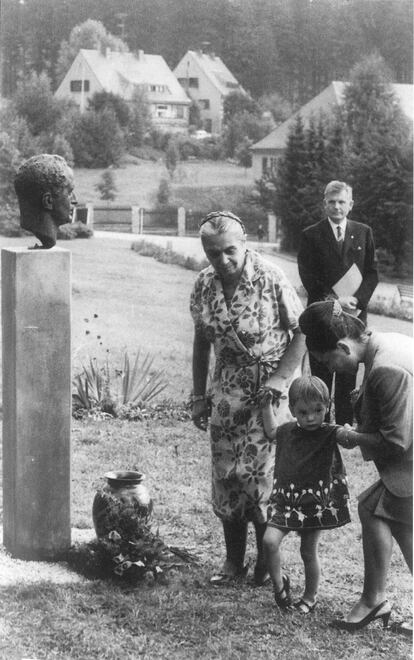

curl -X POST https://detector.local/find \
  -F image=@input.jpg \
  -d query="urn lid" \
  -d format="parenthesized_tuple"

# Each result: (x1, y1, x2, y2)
(104, 470, 145, 487)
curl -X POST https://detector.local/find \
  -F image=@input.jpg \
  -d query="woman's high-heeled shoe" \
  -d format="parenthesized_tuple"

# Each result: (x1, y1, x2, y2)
(330, 600, 392, 631)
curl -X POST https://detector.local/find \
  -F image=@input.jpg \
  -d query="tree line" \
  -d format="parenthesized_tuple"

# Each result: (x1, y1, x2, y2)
(1, 0, 412, 103)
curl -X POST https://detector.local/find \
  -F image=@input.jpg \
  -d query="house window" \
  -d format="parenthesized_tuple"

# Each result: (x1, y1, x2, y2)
(150, 84, 169, 93)
(176, 105, 184, 118)
(200, 99, 210, 109)
(205, 118, 212, 132)
(70, 80, 89, 92)
(262, 157, 268, 173)
(156, 105, 168, 117)
(189, 77, 199, 88)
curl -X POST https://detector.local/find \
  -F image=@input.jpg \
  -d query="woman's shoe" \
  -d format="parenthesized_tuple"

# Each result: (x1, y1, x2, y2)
(274, 575, 292, 610)
(253, 563, 271, 586)
(210, 564, 248, 585)
(294, 598, 318, 614)
(330, 600, 391, 631)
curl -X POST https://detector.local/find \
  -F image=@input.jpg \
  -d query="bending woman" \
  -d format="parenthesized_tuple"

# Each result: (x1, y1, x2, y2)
(299, 300, 412, 632)
(190, 211, 305, 585)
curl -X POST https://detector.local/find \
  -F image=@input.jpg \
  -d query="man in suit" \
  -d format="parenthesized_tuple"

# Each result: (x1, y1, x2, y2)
(297, 180, 378, 424)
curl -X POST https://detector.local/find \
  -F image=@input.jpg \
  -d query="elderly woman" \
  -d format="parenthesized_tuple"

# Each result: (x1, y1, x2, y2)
(190, 211, 305, 585)
(299, 300, 412, 632)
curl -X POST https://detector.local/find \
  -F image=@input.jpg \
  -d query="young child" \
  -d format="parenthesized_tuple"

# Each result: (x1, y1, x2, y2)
(262, 375, 351, 613)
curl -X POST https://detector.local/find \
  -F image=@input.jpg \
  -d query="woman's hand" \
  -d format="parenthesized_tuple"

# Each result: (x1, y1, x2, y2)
(256, 385, 284, 409)
(192, 398, 210, 431)
(336, 423, 358, 449)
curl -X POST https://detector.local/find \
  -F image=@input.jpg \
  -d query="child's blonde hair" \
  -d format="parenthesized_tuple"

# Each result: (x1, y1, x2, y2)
(288, 375, 330, 407)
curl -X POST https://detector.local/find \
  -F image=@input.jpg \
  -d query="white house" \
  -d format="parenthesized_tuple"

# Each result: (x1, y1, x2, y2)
(55, 48, 191, 132)
(174, 49, 245, 134)
(251, 81, 414, 180)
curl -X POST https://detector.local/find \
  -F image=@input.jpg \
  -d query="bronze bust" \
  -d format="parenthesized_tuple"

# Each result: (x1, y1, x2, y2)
(14, 154, 77, 249)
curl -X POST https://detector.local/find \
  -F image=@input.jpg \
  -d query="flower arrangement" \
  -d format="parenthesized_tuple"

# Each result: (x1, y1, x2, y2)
(67, 496, 198, 584)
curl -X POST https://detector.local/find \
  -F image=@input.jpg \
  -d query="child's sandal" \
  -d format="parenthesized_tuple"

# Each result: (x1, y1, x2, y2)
(294, 598, 318, 614)
(274, 575, 292, 610)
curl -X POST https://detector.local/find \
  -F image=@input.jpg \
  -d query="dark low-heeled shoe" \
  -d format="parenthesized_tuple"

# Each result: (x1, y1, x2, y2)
(274, 575, 292, 610)
(210, 564, 248, 585)
(253, 564, 271, 586)
(330, 600, 391, 631)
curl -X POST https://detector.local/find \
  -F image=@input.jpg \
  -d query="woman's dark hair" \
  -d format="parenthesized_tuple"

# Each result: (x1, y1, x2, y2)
(299, 300, 366, 352)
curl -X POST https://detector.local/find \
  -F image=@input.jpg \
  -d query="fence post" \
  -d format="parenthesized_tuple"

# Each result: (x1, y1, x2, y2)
(131, 206, 140, 233)
(267, 212, 277, 243)
(86, 203, 94, 228)
(177, 207, 186, 236)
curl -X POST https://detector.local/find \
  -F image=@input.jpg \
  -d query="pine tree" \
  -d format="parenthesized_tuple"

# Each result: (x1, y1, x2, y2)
(339, 54, 412, 270)
(274, 114, 311, 251)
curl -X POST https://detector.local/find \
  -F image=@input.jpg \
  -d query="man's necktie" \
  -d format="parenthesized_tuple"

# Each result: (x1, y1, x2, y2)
(337, 225, 344, 254)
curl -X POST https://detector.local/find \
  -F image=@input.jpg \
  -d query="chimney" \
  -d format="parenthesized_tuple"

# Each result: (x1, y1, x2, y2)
(137, 49, 144, 60)
(105, 47, 111, 59)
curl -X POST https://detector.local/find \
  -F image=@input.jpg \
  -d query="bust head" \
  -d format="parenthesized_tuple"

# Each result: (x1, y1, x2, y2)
(14, 154, 76, 248)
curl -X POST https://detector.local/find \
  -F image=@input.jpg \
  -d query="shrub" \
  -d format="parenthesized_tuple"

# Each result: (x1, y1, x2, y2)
(165, 139, 180, 179)
(131, 240, 209, 271)
(69, 108, 124, 167)
(57, 221, 93, 240)
(96, 169, 117, 201)
(88, 91, 130, 128)
(157, 178, 171, 205)
(13, 71, 64, 136)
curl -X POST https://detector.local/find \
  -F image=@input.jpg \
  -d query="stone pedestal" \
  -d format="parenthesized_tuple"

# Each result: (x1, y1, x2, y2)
(2, 247, 71, 560)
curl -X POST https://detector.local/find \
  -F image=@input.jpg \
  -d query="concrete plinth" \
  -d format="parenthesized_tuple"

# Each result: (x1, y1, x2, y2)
(2, 247, 71, 560)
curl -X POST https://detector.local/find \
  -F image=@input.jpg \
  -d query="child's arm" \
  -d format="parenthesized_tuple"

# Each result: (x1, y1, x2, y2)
(262, 400, 278, 439)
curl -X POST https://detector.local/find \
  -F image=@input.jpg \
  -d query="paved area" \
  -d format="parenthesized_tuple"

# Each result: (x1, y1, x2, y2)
(94, 231, 408, 310)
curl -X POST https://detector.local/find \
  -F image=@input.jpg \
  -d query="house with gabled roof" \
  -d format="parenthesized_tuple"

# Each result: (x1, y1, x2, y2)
(55, 48, 191, 132)
(250, 80, 413, 180)
(174, 48, 245, 134)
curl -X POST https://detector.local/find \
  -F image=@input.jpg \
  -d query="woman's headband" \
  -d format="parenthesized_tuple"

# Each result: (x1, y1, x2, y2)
(199, 210, 246, 234)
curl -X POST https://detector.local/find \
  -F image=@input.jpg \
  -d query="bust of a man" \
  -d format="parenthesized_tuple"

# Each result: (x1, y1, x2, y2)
(14, 154, 77, 249)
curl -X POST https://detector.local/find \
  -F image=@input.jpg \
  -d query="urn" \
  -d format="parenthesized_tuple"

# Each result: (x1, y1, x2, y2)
(92, 470, 153, 539)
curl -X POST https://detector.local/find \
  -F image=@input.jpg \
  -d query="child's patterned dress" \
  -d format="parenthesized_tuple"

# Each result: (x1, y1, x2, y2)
(267, 422, 351, 530)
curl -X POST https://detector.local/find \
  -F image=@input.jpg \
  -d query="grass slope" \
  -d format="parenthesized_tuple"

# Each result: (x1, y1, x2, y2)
(75, 160, 253, 208)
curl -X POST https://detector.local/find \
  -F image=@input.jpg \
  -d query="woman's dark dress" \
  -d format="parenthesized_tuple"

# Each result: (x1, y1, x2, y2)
(267, 422, 351, 530)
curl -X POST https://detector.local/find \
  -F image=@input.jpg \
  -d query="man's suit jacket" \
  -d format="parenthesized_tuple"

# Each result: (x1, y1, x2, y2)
(297, 218, 378, 319)
(354, 332, 413, 497)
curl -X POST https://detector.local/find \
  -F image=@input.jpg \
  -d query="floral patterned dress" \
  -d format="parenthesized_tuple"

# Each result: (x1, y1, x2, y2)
(267, 422, 351, 530)
(190, 249, 303, 524)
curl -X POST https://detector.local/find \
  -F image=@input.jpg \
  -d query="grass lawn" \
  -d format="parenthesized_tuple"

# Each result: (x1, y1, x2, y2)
(74, 160, 253, 209)
(0, 235, 411, 659)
